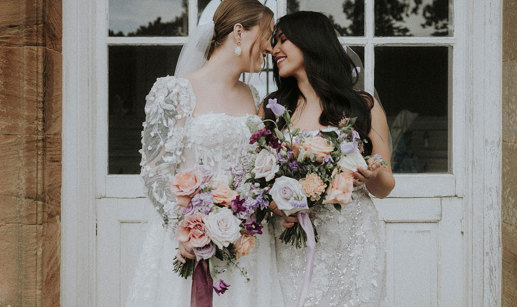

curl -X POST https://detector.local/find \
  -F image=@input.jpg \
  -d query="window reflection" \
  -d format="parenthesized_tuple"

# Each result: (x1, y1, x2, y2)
(109, 46, 182, 174)
(287, 0, 364, 36)
(375, 0, 451, 36)
(109, 0, 188, 36)
(375, 47, 449, 173)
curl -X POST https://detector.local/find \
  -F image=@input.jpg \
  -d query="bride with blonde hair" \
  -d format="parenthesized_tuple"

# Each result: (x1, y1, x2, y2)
(126, 1, 284, 306)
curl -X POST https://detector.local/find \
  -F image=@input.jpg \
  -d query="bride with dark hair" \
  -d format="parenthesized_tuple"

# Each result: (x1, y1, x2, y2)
(263, 11, 395, 306)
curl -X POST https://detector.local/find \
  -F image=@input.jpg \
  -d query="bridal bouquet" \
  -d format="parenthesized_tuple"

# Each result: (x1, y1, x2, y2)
(170, 164, 268, 297)
(238, 98, 387, 248)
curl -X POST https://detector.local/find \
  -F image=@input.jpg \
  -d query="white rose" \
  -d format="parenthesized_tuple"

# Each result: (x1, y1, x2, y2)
(269, 176, 308, 216)
(253, 149, 279, 182)
(203, 208, 242, 249)
(337, 152, 368, 172)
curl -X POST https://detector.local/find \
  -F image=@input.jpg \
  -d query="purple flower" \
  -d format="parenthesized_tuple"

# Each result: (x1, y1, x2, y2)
(289, 161, 299, 172)
(231, 196, 246, 215)
(245, 220, 264, 235)
(194, 243, 216, 261)
(323, 154, 334, 164)
(268, 138, 282, 150)
(352, 130, 360, 140)
(277, 152, 287, 164)
(182, 202, 195, 216)
(255, 192, 269, 210)
(340, 141, 359, 155)
(249, 128, 272, 144)
(191, 192, 214, 214)
(266, 98, 285, 117)
(213, 279, 230, 295)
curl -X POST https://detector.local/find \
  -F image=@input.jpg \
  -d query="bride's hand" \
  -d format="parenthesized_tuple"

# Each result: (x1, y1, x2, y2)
(176, 241, 195, 263)
(268, 201, 298, 228)
(353, 160, 381, 187)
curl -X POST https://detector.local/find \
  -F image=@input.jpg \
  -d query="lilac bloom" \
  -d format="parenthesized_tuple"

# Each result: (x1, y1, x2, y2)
(245, 220, 264, 235)
(352, 130, 360, 140)
(190, 192, 214, 214)
(194, 243, 216, 261)
(266, 98, 286, 117)
(182, 202, 195, 216)
(340, 141, 359, 155)
(289, 161, 299, 172)
(323, 154, 334, 163)
(255, 192, 269, 210)
(213, 280, 230, 295)
(277, 152, 287, 164)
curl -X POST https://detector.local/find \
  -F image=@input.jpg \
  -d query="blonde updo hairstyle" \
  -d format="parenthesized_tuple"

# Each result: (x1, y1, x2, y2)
(208, 0, 274, 62)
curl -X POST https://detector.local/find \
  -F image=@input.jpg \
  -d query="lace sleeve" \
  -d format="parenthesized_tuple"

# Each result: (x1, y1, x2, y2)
(248, 84, 262, 111)
(139, 76, 195, 227)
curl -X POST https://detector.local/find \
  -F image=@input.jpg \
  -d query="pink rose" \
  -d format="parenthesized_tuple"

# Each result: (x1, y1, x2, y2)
(322, 171, 354, 205)
(212, 182, 238, 207)
(300, 136, 335, 162)
(234, 234, 256, 259)
(171, 167, 206, 207)
(300, 173, 327, 201)
(176, 214, 211, 248)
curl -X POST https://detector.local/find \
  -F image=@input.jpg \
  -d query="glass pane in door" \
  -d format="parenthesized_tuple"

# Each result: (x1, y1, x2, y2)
(375, 46, 450, 173)
(109, 0, 188, 36)
(108, 46, 182, 174)
(375, 0, 451, 36)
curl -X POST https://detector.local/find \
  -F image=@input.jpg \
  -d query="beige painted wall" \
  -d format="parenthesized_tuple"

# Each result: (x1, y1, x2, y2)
(503, 0, 517, 305)
(0, 0, 61, 306)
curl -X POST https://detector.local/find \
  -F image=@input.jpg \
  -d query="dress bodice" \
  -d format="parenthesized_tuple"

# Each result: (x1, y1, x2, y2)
(181, 113, 259, 177)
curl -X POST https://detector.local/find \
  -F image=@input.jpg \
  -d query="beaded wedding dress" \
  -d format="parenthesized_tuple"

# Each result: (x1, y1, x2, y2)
(126, 76, 283, 307)
(274, 132, 386, 307)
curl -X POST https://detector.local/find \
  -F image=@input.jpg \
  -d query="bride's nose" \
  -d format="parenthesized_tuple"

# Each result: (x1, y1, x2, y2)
(264, 41, 273, 54)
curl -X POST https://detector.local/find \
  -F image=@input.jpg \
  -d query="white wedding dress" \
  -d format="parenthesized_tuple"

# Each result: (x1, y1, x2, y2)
(126, 76, 284, 307)
(273, 133, 386, 307)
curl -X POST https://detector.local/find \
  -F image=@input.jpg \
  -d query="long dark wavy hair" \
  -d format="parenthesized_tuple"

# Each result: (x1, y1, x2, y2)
(263, 11, 374, 155)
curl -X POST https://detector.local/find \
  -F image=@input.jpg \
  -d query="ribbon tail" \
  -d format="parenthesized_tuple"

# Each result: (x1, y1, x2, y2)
(296, 211, 316, 307)
(191, 259, 213, 307)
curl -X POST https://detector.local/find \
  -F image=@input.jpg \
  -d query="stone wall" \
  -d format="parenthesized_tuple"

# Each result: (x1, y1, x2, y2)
(502, 0, 517, 305)
(0, 0, 61, 306)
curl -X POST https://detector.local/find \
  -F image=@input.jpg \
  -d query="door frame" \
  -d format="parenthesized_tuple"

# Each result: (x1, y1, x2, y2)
(61, 0, 502, 305)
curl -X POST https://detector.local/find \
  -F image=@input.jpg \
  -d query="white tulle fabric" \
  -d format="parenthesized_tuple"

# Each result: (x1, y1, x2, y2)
(273, 131, 386, 307)
(127, 76, 284, 307)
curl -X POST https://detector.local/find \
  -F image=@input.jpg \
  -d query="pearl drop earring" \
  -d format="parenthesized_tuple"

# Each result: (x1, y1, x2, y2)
(234, 44, 242, 56)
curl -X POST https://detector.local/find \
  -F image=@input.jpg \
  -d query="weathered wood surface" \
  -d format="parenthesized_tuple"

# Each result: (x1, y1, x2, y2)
(0, 0, 61, 306)
(502, 0, 517, 306)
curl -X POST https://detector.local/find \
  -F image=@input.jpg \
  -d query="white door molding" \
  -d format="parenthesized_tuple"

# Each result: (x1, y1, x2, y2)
(61, 0, 97, 305)
(466, 0, 502, 306)
(60, 0, 503, 306)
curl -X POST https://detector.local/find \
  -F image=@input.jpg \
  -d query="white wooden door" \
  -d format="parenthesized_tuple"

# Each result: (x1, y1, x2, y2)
(93, 0, 469, 306)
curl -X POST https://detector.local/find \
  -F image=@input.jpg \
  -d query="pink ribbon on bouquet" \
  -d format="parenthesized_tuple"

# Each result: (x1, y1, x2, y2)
(191, 259, 213, 307)
(296, 211, 316, 307)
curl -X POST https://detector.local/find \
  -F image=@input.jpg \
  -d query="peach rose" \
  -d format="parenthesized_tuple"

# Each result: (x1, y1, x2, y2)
(300, 136, 335, 162)
(212, 182, 238, 207)
(299, 173, 327, 201)
(234, 234, 256, 259)
(322, 170, 354, 205)
(176, 214, 211, 248)
(171, 167, 205, 207)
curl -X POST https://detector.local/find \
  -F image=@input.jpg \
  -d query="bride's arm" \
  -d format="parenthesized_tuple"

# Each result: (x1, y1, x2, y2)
(353, 97, 395, 198)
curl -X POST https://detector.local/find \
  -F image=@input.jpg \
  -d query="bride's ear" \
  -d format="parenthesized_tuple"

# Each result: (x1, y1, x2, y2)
(232, 23, 243, 43)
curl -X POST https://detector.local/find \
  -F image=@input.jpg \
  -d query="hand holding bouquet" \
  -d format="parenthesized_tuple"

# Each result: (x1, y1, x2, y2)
(170, 164, 267, 299)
